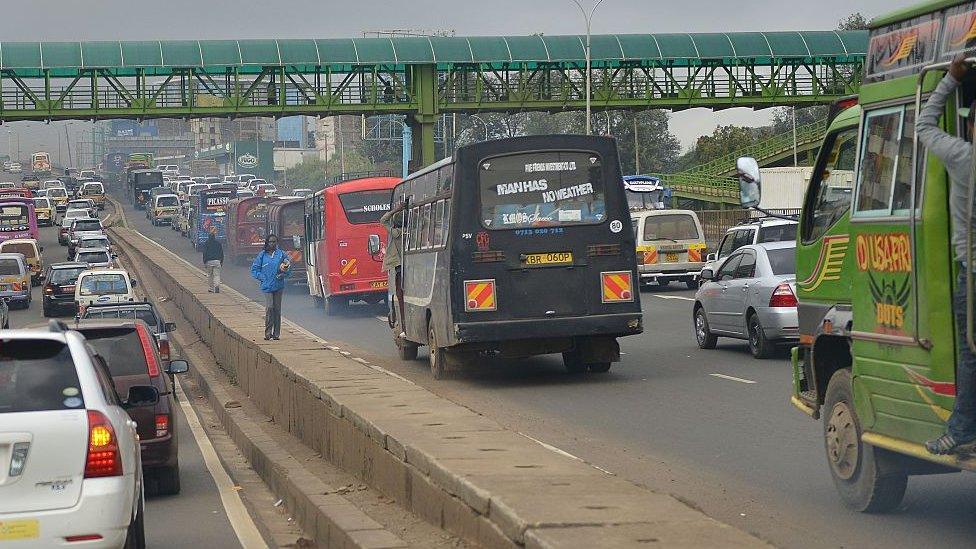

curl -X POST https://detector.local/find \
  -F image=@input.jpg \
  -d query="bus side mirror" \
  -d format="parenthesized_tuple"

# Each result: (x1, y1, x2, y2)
(736, 156, 762, 209)
(367, 234, 381, 256)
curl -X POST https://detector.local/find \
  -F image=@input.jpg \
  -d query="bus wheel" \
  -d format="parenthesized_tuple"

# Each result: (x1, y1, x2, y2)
(823, 368, 907, 513)
(428, 323, 445, 379)
(562, 349, 587, 374)
(324, 296, 346, 316)
(587, 362, 611, 373)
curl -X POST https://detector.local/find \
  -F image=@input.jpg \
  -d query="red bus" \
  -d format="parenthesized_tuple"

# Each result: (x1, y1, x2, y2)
(226, 196, 271, 265)
(304, 176, 400, 314)
(266, 198, 306, 283)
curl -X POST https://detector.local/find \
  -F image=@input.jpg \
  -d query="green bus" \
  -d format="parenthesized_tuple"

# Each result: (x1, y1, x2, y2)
(740, 0, 976, 513)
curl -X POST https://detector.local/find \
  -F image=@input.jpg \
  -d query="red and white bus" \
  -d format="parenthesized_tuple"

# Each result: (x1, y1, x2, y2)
(304, 176, 400, 314)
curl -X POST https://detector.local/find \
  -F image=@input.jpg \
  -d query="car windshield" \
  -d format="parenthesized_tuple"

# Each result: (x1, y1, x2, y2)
(79, 328, 149, 377)
(81, 237, 109, 247)
(767, 248, 797, 275)
(479, 150, 606, 229)
(50, 266, 85, 284)
(757, 224, 797, 243)
(0, 258, 21, 275)
(0, 205, 29, 227)
(84, 307, 158, 329)
(73, 220, 101, 231)
(0, 341, 84, 413)
(642, 214, 700, 241)
(78, 251, 109, 264)
(2, 243, 34, 258)
(156, 196, 179, 207)
(79, 273, 127, 294)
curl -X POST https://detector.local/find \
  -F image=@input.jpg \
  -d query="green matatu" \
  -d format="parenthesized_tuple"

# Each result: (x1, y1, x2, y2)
(785, 0, 976, 513)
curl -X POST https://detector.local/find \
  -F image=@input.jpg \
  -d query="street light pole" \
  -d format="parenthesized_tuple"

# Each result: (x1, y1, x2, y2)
(572, 0, 606, 135)
(469, 115, 489, 142)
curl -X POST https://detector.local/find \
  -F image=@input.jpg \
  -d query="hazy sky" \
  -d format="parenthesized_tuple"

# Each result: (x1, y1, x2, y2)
(0, 0, 900, 160)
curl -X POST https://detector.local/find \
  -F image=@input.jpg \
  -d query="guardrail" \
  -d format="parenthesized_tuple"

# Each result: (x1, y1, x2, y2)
(685, 118, 827, 177)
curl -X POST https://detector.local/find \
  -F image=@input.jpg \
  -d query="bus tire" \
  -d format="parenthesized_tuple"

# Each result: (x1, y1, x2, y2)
(823, 368, 907, 513)
(562, 350, 587, 374)
(587, 362, 611, 373)
(428, 323, 445, 379)
(324, 296, 346, 316)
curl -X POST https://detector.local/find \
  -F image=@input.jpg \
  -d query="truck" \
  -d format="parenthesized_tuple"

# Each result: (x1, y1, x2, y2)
(741, 0, 976, 515)
(752, 167, 828, 211)
(30, 152, 51, 176)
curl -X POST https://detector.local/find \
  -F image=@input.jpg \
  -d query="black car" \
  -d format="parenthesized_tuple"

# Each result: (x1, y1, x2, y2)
(41, 262, 87, 317)
(81, 301, 177, 365)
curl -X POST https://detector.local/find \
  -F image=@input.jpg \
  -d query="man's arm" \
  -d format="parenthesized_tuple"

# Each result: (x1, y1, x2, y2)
(917, 60, 970, 166)
(250, 252, 263, 280)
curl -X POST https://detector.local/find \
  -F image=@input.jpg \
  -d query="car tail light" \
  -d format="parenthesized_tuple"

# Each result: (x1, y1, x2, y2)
(136, 323, 161, 377)
(155, 414, 169, 437)
(769, 283, 798, 308)
(158, 338, 171, 361)
(85, 410, 122, 478)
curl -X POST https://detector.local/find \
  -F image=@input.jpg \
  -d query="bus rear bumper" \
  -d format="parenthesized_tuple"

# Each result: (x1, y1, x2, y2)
(454, 312, 643, 344)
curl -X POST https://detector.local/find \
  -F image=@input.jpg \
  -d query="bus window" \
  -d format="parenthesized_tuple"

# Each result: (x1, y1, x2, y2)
(421, 203, 433, 249)
(0, 205, 28, 227)
(432, 200, 446, 247)
(480, 151, 606, 229)
(854, 105, 915, 217)
(339, 189, 393, 224)
(407, 207, 419, 251)
(802, 126, 857, 242)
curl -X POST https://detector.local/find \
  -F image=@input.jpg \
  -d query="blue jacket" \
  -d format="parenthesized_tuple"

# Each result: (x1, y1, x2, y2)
(251, 248, 290, 293)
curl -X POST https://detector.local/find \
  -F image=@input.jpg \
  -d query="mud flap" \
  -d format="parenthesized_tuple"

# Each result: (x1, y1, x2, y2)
(578, 336, 620, 363)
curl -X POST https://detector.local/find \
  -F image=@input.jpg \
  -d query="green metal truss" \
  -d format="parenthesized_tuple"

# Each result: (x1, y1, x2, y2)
(0, 33, 866, 171)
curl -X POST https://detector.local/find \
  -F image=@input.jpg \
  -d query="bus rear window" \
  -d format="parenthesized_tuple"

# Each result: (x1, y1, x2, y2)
(339, 189, 393, 224)
(642, 214, 700, 241)
(0, 205, 28, 227)
(479, 151, 606, 229)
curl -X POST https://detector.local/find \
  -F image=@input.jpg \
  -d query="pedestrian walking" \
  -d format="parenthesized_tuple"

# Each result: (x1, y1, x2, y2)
(250, 234, 290, 340)
(202, 230, 223, 293)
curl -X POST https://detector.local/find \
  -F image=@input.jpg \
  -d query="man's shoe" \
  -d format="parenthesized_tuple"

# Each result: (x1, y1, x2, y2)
(215, 287, 220, 293)
(263, 336, 270, 341)
(925, 433, 976, 455)
(207, 289, 214, 293)
(271, 336, 280, 340)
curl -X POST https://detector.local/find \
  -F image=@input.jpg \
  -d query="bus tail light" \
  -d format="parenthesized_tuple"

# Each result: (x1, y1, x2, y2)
(769, 283, 798, 308)
(587, 244, 620, 257)
(472, 251, 505, 263)
(601, 271, 634, 303)
(464, 279, 496, 312)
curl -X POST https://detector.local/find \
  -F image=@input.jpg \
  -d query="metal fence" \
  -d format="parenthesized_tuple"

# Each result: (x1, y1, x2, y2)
(697, 208, 801, 249)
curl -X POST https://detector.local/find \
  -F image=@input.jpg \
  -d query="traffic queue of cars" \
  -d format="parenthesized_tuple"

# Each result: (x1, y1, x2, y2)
(0, 177, 188, 547)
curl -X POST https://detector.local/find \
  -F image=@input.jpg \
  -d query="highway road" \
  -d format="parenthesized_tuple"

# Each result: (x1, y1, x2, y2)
(13, 211, 252, 549)
(115, 194, 976, 549)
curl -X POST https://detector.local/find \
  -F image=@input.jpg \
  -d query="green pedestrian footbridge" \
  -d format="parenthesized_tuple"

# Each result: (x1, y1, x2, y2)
(0, 31, 865, 179)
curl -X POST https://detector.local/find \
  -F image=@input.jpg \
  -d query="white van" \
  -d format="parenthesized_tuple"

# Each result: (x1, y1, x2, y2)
(74, 269, 137, 313)
(631, 209, 707, 289)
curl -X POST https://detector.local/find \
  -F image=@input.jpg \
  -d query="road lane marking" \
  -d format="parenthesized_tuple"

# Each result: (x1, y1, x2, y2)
(175, 379, 267, 549)
(709, 373, 757, 384)
(652, 294, 695, 301)
(518, 432, 614, 475)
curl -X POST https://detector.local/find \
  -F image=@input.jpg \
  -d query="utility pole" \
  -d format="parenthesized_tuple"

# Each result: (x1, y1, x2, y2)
(571, 0, 606, 135)
(792, 106, 798, 167)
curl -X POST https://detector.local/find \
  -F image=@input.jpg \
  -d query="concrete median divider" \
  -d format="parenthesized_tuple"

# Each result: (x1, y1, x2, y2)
(109, 222, 768, 548)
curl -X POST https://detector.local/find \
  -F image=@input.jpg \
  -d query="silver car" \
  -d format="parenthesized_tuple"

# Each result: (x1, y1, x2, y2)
(693, 242, 798, 358)
(73, 246, 114, 269)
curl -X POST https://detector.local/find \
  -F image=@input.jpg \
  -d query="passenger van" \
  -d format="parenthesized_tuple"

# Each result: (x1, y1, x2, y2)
(0, 238, 43, 284)
(385, 135, 643, 378)
(75, 269, 137, 313)
(226, 196, 270, 264)
(265, 198, 305, 282)
(79, 181, 106, 210)
(631, 209, 706, 289)
(0, 252, 31, 308)
(305, 175, 400, 313)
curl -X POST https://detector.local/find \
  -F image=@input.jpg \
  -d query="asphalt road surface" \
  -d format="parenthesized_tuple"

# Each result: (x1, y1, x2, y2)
(14, 210, 248, 549)
(115, 193, 976, 549)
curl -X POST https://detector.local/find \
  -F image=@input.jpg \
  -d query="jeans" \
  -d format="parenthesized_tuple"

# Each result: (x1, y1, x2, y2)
(206, 260, 221, 291)
(950, 268, 976, 440)
(264, 290, 282, 339)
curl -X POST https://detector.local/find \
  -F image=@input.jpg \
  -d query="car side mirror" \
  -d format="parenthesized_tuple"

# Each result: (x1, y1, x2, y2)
(124, 385, 159, 407)
(706, 253, 716, 262)
(165, 359, 189, 375)
(164, 322, 177, 332)
(130, 279, 138, 287)
(700, 268, 715, 281)
(367, 234, 381, 256)
(736, 156, 762, 208)
(111, 254, 118, 259)
(39, 246, 44, 252)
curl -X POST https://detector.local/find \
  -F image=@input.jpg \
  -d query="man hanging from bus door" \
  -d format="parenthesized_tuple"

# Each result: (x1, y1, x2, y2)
(917, 54, 976, 455)
(381, 198, 407, 338)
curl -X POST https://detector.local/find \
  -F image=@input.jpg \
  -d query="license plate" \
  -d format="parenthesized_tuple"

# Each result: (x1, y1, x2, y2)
(371, 280, 388, 289)
(523, 252, 573, 266)
(0, 519, 39, 540)
(665, 252, 680, 263)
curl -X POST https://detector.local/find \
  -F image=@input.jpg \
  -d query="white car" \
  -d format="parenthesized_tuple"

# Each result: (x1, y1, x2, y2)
(74, 247, 115, 269)
(0, 323, 154, 547)
(8, 163, 22, 173)
(75, 269, 137, 313)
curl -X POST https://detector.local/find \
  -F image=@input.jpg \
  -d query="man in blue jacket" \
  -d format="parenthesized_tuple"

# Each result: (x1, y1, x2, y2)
(251, 234, 290, 340)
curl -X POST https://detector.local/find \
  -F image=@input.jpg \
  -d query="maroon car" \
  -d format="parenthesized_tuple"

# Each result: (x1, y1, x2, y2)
(74, 319, 188, 495)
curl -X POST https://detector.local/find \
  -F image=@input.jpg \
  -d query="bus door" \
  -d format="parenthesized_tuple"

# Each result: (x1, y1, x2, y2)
(473, 150, 617, 322)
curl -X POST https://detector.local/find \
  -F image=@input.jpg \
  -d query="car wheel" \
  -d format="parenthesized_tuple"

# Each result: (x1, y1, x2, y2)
(587, 362, 612, 373)
(747, 313, 773, 359)
(154, 465, 181, 496)
(823, 368, 907, 513)
(694, 307, 718, 349)
(428, 321, 445, 379)
(123, 494, 146, 549)
(42, 306, 50, 318)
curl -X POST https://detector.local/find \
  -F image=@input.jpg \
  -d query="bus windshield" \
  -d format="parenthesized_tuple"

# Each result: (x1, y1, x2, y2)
(479, 151, 606, 229)
(642, 214, 700, 241)
(0, 205, 29, 227)
(339, 190, 393, 224)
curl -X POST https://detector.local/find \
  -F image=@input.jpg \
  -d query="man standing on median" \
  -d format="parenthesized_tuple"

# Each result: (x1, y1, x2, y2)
(251, 234, 290, 340)
(202, 229, 224, 293)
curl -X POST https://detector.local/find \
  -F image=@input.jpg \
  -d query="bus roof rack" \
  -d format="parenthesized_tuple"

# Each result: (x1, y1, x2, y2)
(327, 170, 395, 186)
